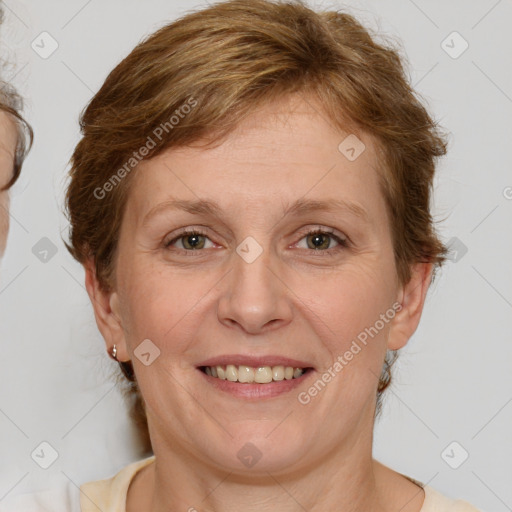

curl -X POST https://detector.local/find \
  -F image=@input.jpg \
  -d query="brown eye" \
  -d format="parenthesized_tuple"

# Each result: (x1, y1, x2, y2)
(181, 233, 206, 250)
(306, 232, 332, 250)
(296, 228, 348, 255)
(165, 230, 212, 250)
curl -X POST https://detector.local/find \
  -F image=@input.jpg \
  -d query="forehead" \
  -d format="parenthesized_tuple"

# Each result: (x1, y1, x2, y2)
(128, 94, 385, 224)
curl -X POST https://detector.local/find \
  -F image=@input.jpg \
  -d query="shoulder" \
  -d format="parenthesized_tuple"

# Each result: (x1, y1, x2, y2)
(80, 455, 155, 512)
(0, 481, 81, 512)
(0, 457, 156, 512)
(422, 485, 483, 512)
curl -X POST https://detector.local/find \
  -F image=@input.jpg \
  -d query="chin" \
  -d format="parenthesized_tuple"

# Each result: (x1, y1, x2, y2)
(197, 425, 315, 475)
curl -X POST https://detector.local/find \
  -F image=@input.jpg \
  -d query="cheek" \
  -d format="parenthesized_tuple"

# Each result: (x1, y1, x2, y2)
(296, 267, 394, 415)
(303, 260, 394, 344)
(119, 262, 210, 354)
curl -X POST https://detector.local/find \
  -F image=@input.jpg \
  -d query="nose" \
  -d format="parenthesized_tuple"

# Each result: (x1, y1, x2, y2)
(217, 244, 293, 335)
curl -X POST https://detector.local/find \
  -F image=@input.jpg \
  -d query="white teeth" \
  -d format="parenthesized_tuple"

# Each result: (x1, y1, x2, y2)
(272, 366, 285, 381)
(225, 364, 238, 382)
(203, 364, 306, 383)
(293, 367, 303, 379)
(255, 366, 273, 383)
(238, 365, 255, 383)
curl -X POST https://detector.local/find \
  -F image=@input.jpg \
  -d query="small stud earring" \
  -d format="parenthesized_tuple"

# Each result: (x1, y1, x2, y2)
(109, 344, 118, 361)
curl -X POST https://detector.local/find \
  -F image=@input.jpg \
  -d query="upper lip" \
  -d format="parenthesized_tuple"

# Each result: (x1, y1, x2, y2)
(198, 354, 314, 369)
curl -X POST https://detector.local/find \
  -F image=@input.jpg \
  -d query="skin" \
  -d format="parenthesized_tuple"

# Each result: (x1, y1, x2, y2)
(86, 93, 432, 512)
(0, 111, 17, 258)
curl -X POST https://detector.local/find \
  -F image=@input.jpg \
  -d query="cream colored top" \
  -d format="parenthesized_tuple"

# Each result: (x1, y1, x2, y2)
(80, 456, 482, 512)
(0, 456, 483, 511)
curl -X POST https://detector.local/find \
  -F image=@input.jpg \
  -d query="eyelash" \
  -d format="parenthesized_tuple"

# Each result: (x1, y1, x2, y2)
(164, 227, 349, 256)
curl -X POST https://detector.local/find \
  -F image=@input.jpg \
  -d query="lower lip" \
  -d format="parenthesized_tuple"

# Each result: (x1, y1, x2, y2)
(198, 369, 314, 399)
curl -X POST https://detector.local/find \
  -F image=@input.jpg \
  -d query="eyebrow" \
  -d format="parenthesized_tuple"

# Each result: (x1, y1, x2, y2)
(142, 196, 370, 227)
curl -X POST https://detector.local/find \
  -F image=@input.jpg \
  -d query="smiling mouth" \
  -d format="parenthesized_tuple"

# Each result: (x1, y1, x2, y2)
(199, 364, 313, 383)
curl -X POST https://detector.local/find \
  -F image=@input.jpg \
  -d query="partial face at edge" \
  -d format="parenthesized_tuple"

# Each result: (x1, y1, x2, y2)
(0, 112, 17, 258)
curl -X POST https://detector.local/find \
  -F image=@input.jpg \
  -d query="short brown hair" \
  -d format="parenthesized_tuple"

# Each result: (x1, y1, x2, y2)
(65, 0, 448, 449)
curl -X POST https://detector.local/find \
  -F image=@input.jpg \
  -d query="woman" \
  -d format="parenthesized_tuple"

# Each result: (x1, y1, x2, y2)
(61, 0, 480, 510)
(0, 0, 33, 253)
(0, 81, 32, 260)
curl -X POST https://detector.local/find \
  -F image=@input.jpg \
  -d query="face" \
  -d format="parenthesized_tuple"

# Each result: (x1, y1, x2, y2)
(0, 111, 17, 258)
(89, 94, 431, 475)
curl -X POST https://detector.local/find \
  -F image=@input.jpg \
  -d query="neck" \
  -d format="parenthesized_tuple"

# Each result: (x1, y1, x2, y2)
(132, 408, 398, 512)
(153, 458, 381, 512)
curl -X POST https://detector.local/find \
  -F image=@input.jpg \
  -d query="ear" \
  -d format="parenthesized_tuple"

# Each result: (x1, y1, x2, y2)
(84, 259, 130, 362)
(387, 262, 433, 351)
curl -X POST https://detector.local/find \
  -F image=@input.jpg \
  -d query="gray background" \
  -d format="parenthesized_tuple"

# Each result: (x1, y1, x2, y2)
(0, 0, 510, 510)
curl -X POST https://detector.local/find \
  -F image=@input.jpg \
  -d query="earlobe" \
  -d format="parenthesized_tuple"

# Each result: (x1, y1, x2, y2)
(84, 260, 130, 362)
(387, 262, 433, 351)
